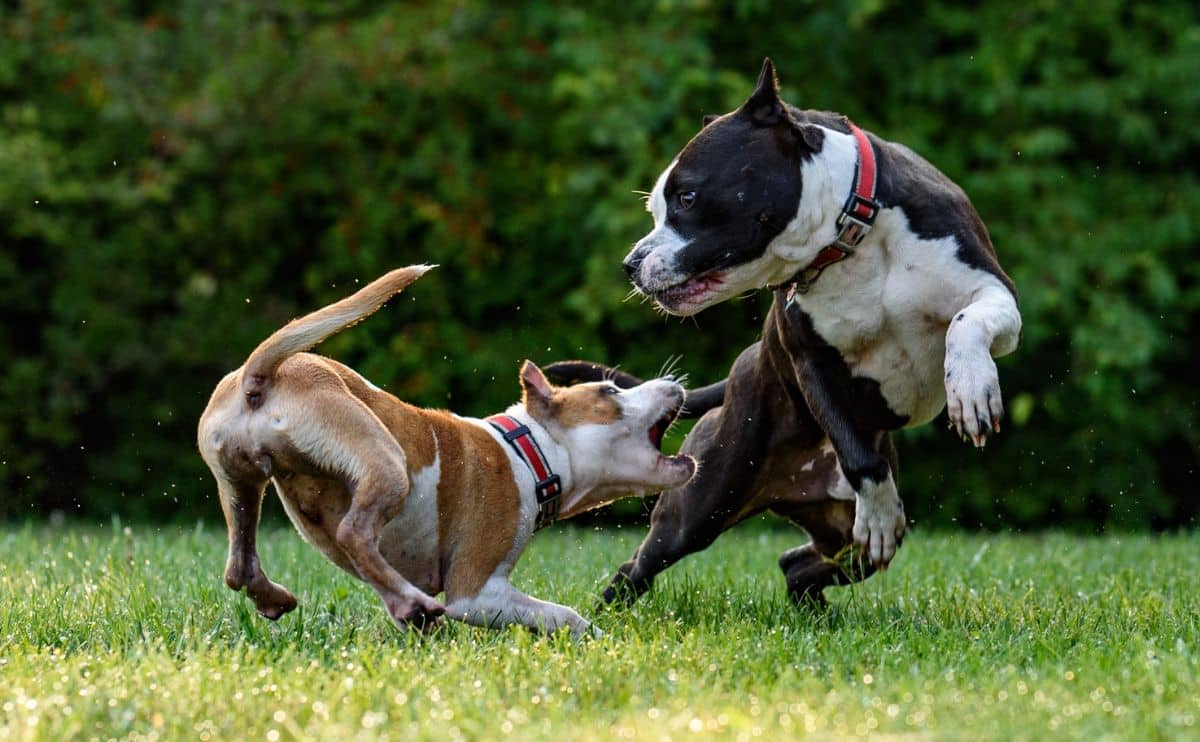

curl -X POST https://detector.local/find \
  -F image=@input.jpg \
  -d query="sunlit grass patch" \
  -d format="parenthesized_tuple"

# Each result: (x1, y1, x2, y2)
(1, 522, 1198, 739)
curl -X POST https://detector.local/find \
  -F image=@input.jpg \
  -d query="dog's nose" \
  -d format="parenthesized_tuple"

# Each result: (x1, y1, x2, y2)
(622, 246, 647, 280)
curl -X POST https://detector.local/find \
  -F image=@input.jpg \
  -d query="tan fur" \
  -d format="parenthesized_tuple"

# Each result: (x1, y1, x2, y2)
(549, 386, 623, 427)
(199, 264, 694, 636)
(242, 265, 432, 398)
(199, 266, 449, 627)
(426, 412, 521, 602)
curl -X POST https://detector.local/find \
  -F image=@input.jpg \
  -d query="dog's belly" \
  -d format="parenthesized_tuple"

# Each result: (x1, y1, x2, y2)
(740, 439, 854, 521)
(274, 474, 359, 576)
(377, 456, 442, 595)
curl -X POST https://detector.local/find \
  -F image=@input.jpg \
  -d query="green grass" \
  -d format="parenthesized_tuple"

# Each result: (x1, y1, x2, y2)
(1, 521, 1198, 740)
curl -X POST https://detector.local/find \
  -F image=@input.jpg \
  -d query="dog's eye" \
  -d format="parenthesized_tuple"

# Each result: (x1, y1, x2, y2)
(678, 191, 697, 210)
(601, 385, 621, 395)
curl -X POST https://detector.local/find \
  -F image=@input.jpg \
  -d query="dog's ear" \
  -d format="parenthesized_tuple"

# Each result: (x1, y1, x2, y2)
(701, 113, 720, 129)
(796, 123, 824, 151)
(740, 58, 787, 127)
(520, 360, 555, 412)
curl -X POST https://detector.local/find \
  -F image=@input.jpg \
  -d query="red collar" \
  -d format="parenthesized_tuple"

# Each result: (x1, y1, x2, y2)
(778, 121, 880, 300)
(486, 414, 562, 529)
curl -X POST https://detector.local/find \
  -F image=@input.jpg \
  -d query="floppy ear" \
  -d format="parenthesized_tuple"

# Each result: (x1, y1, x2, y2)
(520, 360, 555, 411)
(740, 57, 787, 127)
(701, 113, 720, 129)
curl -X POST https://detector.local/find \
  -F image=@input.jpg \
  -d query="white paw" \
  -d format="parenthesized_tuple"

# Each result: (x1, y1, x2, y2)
(570, 621, 604, 641)
(852, 479, 906, 567)
(945, 349, 1003, 448)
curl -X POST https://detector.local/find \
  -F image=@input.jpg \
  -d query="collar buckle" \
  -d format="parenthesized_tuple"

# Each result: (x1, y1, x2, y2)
(834, 193, 881, 251)
(535, 474, 561, 526)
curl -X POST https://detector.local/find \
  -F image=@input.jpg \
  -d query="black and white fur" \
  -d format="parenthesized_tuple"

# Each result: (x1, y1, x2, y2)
(549, 59, 1020, 606)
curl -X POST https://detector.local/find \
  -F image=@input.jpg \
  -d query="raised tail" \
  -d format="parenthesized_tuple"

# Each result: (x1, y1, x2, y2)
(241, 264, 435, 407)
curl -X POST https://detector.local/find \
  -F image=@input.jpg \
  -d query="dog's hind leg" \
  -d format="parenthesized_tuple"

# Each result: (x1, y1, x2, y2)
(214, 474, 298, 620)
(336, 476, 445, 631)
(777, 501, 876, 608)
(776, 435, 897, 606)
(283, 384, 446, 631)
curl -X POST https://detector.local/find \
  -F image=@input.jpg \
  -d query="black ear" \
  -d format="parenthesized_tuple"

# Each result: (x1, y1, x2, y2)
(701, 113, 720, 129)
(797, 123, 824, 151)
(740, 57, 786, 127)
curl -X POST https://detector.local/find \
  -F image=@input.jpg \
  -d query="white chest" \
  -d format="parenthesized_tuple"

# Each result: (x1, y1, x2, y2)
(796, 217, 989, 426)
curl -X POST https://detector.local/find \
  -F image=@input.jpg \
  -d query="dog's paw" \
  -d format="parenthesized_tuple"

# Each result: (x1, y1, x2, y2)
(851, 480, 906, 568)
(569, 620, 605, 642)
(387, 592, 446, 632)
(598, 563, 648, 609)
(245, 575, 298, 620)
(254, 589, 298, 621)
(945, 349, 1003, 448)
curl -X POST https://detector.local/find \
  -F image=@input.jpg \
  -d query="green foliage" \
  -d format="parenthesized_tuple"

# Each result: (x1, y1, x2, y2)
(0, 1, 1196, 527)
(2, 524, 1200, 737)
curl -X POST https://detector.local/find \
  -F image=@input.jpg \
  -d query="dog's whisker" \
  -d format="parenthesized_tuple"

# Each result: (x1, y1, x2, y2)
(657, 354, 681, 379)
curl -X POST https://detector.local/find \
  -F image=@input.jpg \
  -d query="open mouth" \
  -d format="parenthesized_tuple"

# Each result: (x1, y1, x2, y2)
(647, 400, 684, 452)
(651, 270, 725, 311)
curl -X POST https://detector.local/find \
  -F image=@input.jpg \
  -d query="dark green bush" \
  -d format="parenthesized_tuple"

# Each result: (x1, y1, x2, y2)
(1, 1, 1196, 529)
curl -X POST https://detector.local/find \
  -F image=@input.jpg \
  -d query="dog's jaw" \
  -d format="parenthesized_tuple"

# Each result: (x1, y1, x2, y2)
(541, 379, 697, 519)
(647, 269, 728, 315)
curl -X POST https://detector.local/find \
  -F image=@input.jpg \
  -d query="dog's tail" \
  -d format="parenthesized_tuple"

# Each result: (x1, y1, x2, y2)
(241, 264, 435, 408)
(543, 360, 727, 420)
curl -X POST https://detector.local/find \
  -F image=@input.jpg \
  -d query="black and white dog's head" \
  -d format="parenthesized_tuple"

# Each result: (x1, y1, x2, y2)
(624, 59, 844, 315)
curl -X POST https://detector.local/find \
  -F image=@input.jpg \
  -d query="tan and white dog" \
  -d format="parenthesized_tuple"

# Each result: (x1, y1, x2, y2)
(197, 265, 695, 638)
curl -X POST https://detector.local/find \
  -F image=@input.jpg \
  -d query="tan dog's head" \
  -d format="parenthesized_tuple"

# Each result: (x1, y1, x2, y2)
(519, 361, 696, 518)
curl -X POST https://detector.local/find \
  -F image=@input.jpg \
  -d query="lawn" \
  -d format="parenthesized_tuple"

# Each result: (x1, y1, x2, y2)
(1, 520, 1197, 740)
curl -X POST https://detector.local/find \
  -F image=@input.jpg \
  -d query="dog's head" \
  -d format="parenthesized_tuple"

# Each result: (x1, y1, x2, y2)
(623, 58, 830, 315)
(518, 361, 696, 517)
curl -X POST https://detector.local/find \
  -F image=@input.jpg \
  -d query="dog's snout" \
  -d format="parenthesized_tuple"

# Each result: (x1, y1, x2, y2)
(623, 241, 652, 281)
(622, 253, 643, 280)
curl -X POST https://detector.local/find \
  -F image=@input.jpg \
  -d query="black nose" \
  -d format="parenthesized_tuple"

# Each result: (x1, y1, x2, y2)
(622, 254, 643, 280)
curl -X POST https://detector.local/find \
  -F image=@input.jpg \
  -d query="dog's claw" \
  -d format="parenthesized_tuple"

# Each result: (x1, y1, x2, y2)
(945, 350, 1003, 449)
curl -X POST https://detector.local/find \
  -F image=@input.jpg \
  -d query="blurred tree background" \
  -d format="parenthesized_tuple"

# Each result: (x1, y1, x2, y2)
(1, 0, 1196, 529)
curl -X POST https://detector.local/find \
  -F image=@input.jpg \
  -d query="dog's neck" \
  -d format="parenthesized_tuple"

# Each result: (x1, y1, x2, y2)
(765, 126, 874, 284)
(486, 404, 600, 523)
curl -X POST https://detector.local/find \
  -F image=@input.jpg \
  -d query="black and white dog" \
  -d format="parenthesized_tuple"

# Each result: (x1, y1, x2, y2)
(548, 59, 1020, 606)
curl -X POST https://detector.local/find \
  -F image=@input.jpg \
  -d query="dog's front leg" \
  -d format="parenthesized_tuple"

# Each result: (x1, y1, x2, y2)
(945, 284, 1022, 448)
(446, 577, 598, 640)
(790, 355, 904, 568)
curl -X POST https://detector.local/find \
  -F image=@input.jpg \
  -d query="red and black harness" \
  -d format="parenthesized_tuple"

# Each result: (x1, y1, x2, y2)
(485, 414, 563, 530)
(775, 121, 881, 301)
